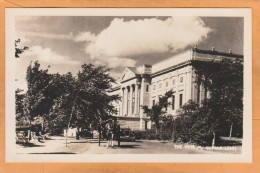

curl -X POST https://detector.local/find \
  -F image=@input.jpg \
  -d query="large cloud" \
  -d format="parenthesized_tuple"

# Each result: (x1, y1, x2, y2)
(24, 46, 80, 65)
(76, 17, 212, 59)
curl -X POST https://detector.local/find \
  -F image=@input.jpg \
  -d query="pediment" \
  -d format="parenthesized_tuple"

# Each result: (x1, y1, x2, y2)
(121, 68, 136, 81)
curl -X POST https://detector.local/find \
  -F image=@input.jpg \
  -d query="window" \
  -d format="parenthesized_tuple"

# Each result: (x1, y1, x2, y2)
(146, 85, 149, 92)
(165, 81, 168, 87)
(153, 84, 156, 90)
(159, 83, 162, 89)
(152, 100, 156, 106)
(172, 95, 175, 110)
(180, 76, 183, 83)
(172, 79, 175, 85)
(179, 94, 183, 107)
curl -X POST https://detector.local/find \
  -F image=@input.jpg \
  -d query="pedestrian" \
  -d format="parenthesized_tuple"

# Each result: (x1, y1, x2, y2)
(105, 120, 114, 148)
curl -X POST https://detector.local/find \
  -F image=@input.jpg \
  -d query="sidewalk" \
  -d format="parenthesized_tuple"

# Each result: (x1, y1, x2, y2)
(16, 136, 242, 154)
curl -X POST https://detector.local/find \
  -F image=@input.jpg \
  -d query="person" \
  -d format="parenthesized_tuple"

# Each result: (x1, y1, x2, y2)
(105, 120, 114, 148)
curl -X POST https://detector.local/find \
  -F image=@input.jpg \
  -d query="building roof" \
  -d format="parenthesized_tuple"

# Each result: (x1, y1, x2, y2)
(194, 48, 243, 58)
(127, 67, 141, 74)
(110, 47, 243, 90)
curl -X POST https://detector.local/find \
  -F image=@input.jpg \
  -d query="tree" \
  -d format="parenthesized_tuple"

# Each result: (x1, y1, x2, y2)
(142, 90, 173, 133)
(44, 72, 76, 135)
(48, 64, 120, 144)
(193, 58, 243, 139)
(22, 61, 120, 145)
(174, 101, 201, 143)
(15, 89, 27, 126)
(15, 39, 29, 58)
(175, 58, 243, 146)
(22, 61, 54, 139)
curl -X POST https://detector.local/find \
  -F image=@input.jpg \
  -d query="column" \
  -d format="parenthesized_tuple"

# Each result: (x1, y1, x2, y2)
(140, 78, 145, 117)
(126, 86, 129, 116)
(140, 78, 145, 130)
(124, 87, 128, 116)
(134, 84, 138, 115)
(120, 88, 124, 116)
(129, 85, 133, 116)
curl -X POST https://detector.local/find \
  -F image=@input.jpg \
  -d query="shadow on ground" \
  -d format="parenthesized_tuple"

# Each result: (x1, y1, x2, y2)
(17, 142, 45, 148)
(217, 137, 242, 146)
(29, 152, 75, 154)
(116, 144, 141, 149)
(70, 141, 90, 144)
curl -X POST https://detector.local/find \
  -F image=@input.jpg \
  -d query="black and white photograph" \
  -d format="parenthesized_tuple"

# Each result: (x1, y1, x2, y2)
(5, 8, 252, 162)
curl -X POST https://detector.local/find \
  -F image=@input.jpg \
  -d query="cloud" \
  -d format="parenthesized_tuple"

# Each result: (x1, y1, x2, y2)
(24, 46, 80, 65)
(21, 31, 73, 40)
(74, 31, 96, 42)
(76, 17, 212, 58)
(74, 17, 212, 69)
(107, 57, 136, 68)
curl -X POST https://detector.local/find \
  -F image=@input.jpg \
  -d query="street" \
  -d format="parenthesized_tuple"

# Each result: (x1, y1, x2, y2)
(16, 136, 242, 154)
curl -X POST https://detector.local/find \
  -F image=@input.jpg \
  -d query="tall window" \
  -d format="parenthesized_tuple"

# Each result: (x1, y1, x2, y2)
(179, 93, 183, 107)
(172, 79, 175, 85)
(172, 95, 175, 110)
(146, 85, 149, 92)
(180, 76, 184, 83)
(165, 81, 169, 87)
(152, 100, 156, 106)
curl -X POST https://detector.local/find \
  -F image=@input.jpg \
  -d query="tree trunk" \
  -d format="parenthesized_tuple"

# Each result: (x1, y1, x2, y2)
(229, 122, 233, 138)
(98, 126, 101, 146)
(76, 127, 80, 140)
(28, 120, 32, 141)
(65, 128, 68, 147)
(172, 122, 176, 143)
(66, 107, 75, 147)
(197, 82, 201, 103)
(212, 131, 216, 147)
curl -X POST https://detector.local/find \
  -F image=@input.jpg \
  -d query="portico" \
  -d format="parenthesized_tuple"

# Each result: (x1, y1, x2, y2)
(121, 83, 141, 117)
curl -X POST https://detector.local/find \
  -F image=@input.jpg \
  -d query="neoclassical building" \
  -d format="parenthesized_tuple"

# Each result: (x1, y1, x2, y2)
(108, 47, 243, 130)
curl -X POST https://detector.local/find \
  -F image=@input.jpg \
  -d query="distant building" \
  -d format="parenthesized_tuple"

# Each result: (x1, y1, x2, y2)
(108, 48, 243, 130)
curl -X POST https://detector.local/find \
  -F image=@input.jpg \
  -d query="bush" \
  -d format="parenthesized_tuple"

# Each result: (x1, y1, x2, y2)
(134, 130, 147, 140)
(134, 129, 173, 141)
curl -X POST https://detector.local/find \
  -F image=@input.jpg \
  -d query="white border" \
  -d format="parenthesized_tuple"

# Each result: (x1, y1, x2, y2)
(5, 8, 252, 163)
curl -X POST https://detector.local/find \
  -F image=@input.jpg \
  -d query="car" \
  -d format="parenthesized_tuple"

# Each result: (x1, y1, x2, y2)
(80, 129, 93, 139)
(119, 128, 135, 142)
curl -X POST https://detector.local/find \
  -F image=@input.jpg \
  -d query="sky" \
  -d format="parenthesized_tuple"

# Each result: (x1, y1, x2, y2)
(15, 16, 244, 91)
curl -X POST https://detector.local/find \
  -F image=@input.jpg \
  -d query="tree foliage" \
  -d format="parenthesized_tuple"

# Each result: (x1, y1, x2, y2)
(174, 58, 243, 146)
(15, 89, 27, 125)
(18, 61, 120, 135)
(23, 61, 52, 123)
(142, 90, 173, 133)
(192, 58, 243, 136)
(46, 64, 120, 134)
(15, 39, 29, 58)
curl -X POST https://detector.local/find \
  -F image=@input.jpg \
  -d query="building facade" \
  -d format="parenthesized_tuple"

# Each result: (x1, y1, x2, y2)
(108, 48, 243, 131)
